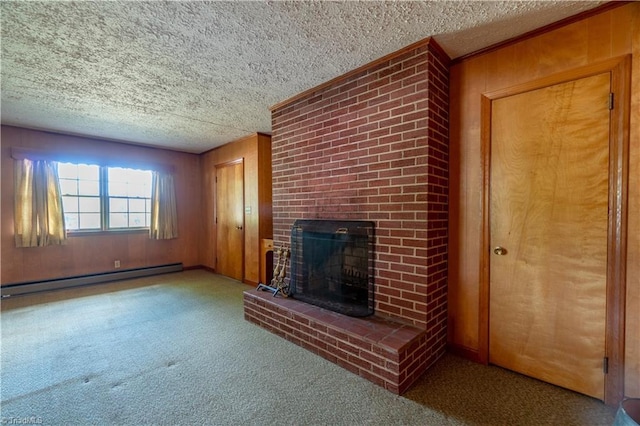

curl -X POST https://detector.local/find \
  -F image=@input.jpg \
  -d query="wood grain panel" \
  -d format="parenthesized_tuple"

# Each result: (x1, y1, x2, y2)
(586, 11, 613, 62)
(199, 133, 272, 285)
(257, 134, 273, 285)
(243, 149, 259, 283)
(448, 2, 639, 401)
(257, 133, 273, 242)
(489, 73, 610, 399)
(447, 57, 488, 354)
(624, 6, 640, 398)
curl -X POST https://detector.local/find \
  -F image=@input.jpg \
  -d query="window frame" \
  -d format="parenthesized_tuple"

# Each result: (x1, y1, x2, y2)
(58, 162, 153, 236)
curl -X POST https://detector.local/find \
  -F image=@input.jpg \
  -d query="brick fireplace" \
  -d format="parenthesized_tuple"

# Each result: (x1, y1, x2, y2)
(289, 219, 375, 317)
(244, 37, 450, 394)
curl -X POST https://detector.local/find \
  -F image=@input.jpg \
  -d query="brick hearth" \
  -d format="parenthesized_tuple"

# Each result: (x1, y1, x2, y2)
(244, 289, 428, 394)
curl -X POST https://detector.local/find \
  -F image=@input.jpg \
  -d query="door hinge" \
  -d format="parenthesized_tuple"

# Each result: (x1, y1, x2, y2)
(609, 93, 614, 110)
(603, 356, 609, 374)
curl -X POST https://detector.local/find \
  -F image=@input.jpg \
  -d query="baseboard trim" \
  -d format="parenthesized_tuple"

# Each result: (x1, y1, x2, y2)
(198, 265, 216, 274)
(1, 263, 183, 298)
(243, 279, 258, 287)
(446, 342, 484, 364)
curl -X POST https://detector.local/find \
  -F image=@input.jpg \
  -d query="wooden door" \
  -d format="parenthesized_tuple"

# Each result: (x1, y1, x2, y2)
(489, 73, 611, 399)
(216, 160, 244, 281)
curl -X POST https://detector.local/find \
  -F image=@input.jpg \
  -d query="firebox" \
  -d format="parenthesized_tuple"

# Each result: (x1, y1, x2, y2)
(289, 220, 375, 317)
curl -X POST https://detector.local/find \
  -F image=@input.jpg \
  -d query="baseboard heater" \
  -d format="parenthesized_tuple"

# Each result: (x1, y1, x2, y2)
(1, 263, 183, 298)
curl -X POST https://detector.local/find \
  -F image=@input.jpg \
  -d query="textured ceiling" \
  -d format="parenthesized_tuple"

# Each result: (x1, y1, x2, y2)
(1, 1, 604, 154)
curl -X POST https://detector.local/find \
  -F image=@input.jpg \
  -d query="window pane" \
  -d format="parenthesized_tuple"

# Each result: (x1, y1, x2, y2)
(106, 167, 152, 230)
(57, 163, 78, 179)
(59, 179, 78, 195)
(110, 198, 128, 213)
(107, 167, 152, 197)
(130, 169, 150, 181)
(129, 213, 147, 227)
(79, 180, 100, 196)
(109, 213, 128, 228)
(129, 198, 146, 212)
(79, 213, 101, 229)
(109, 181, 129, 197)
(77, 164, 99, 180)
(79, 197, 100, 212)
(64, 213, 79, 230)
(108, 167, 128, 183)
(62, 196, 79, 213)
(128, 184, 149, 198)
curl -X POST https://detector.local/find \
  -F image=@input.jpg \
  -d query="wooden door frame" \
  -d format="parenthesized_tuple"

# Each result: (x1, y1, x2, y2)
(478, 56, 631, 405)
(215, 158, 245, 281)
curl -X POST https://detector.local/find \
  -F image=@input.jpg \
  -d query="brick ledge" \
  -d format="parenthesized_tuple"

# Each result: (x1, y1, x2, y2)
(243, 289, 429, 394)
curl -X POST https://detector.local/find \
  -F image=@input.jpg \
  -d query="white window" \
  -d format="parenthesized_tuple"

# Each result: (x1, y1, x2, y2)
(58, 163, 152, 232)
(107, 167, 152, 229)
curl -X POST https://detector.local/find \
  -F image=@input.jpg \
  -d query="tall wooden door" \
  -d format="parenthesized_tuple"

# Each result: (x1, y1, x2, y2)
(489, 73, 611, 399)
(216, 160, 244, 281)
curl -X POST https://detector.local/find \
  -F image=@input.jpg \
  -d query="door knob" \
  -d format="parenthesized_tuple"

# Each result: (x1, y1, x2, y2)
(493, 246, 507, 256)
(236, 225, 243, 230)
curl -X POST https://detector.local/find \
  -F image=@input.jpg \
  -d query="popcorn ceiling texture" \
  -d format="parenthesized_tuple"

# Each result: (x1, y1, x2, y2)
(0, 1, 603, 153)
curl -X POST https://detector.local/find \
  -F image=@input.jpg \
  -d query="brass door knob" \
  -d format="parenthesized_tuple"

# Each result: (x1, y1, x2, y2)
(493, 246, 507, 256)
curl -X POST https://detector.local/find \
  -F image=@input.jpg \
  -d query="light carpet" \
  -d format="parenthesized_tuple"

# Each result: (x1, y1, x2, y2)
(1, 270, 616, 425)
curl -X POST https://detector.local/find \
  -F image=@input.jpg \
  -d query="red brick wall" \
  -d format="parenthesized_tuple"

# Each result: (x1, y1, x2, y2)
(271, 37, 449, 347)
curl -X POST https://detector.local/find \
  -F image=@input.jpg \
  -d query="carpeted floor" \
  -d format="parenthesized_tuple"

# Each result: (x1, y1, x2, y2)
(1, 270, 616, 425)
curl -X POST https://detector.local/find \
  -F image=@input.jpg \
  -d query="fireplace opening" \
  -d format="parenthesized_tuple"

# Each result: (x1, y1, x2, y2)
(290, 220, 374, 317)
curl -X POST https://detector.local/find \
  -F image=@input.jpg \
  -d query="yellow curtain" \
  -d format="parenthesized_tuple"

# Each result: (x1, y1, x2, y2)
(149, 172, 178, 240)
(14, 159, 67, 247)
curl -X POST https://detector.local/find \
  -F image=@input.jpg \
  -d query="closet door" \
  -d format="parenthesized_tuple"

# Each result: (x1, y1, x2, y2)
(216, 160, 244, 281)
(489, 72, 610, 399)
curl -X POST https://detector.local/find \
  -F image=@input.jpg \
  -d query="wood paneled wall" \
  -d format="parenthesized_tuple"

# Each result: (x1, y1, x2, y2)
(0, 125, 201, 284)
(448, 3, 640, 398)
(200, 133, 272, 285)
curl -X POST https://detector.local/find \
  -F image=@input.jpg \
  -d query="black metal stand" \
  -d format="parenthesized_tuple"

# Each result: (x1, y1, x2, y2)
(256, 283, 281, 297)
(256, 244, 290, 297)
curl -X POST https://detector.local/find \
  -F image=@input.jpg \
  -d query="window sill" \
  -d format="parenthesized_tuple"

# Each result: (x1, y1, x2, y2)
(67, 229, 149, 237)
